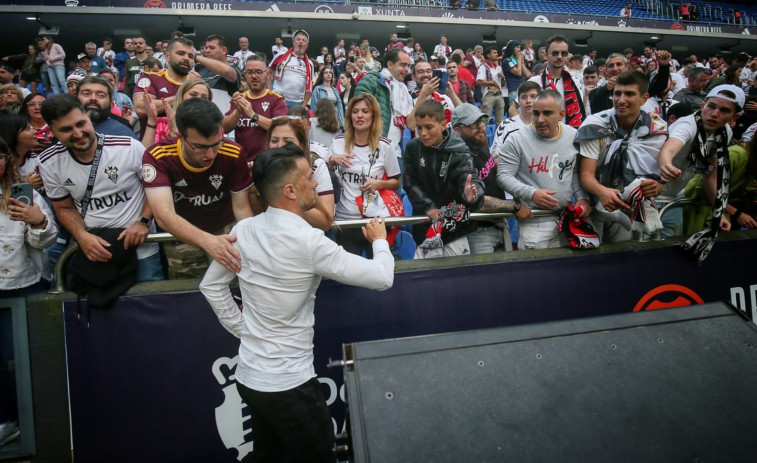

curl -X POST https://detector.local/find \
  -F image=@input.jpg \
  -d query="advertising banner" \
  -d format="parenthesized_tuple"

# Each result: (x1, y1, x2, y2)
(11, 0, 751, 35)
(64, 238, 756, 461)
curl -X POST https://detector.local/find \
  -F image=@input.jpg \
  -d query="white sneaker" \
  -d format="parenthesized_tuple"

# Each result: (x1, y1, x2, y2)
(0, 421, 20, 446)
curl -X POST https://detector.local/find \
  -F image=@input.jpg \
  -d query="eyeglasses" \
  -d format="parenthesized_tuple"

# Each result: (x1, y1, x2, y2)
(243, 69, 266, 76)
(460, 120, 486, 130)
(550, 51, 570, 57)
(183, 137, 224, 152)
(26, 102, 43, 108)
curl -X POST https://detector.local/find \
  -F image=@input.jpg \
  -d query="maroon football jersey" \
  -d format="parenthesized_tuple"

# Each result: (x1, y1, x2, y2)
(142, 137, 253, 232)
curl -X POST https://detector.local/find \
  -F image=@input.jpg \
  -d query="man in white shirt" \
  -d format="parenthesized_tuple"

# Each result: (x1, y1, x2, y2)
(233, 37, 253, 71)
(269, 30, 313, 109)
(271, 37, 287, 60)
(200, 144, 393, 463)
(528, 35, 587, 128)
(433, 35, 452, 59)
(476, 46, 505, 125)
(38, 94, 162, 281)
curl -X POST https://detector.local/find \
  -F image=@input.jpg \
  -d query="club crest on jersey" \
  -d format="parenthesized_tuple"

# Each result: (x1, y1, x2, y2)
(105, 165, 119, 184)
(209, 174, 223, 190)
(261, 101, 269, 111)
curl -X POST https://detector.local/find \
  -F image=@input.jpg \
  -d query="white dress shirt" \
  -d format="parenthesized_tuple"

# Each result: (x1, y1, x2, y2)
(200, 207, 394, 392)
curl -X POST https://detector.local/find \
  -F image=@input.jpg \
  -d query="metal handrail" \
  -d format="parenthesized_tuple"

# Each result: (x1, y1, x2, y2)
(51, 210, 566, 294)
(48, 199, 721, 294)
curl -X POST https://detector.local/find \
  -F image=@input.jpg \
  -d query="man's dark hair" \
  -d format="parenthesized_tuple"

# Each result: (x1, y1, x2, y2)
(167, 37, 194, 53)
(449, 53, 462, 65)
(133, 35, 148, 43)
(175, 98, 223, 139)
(437, 56, 447, 67)
(40, 94, 86, 126)
(546, 35, 569, 50)
(170, 30, 184, 39)
(97, 68, 118, 81)
(583, 65, 599, 76)
(415, 99, 445, 123)
(688, 67, 710, 81)
(245, 54, 267, 65)
(205, 34, 227, 49)
(77, 76, 113, 99)
(484, 46, 498, 58)
(517, 80, 541, 97)
(287, 106, 309, 119)
(569, 55, 582, 64)
(616, 69, 650, 95)
(594, 58, 606, 68)
(252, 143, 308, 202)
(667, 102, 693, 121)
(383, 48, 404, 66)
(143, 57, 162, 70)
(723, 64, 741, 81)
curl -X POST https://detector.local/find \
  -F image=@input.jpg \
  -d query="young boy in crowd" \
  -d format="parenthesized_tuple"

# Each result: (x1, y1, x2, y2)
(402, 99, 484, 257)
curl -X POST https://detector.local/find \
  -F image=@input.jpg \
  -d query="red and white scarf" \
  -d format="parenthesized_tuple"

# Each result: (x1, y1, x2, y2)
(270, 48, 313, 91)
(542, 69, 586, 128)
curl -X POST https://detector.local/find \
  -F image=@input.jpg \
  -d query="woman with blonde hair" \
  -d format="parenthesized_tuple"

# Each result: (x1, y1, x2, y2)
(153, 78, 212, 142)
(327, 93, 400, 256)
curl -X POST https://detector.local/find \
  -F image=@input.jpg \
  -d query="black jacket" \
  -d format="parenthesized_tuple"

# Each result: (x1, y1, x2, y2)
(403, 128, 485, 215)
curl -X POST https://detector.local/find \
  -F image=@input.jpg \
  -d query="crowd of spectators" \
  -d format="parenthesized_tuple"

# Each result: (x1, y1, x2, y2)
(0, 29, 755, 300)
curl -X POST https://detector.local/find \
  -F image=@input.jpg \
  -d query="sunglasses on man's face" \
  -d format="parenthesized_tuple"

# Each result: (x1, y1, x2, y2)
(550, 51, 570, 57)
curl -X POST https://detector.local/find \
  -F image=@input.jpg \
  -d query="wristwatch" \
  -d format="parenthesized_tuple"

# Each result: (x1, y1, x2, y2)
(512, 202, 521, 214)
(136, 216, 150, 226)
(251, 113, 259, 123)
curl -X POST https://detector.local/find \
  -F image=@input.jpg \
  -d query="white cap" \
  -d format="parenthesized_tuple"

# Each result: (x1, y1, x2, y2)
(705, 84, 745, 111)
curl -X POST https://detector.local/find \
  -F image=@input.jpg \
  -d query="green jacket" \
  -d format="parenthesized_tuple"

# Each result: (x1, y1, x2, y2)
(353, 71, 392, 138)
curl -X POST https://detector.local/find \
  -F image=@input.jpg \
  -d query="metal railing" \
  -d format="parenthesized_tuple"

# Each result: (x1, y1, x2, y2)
(49, 210, 559, 294)
(48, 199, 715, 294)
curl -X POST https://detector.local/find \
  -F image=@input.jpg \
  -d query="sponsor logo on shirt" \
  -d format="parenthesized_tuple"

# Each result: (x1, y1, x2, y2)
(175, 179, 188, 187)
(159, 87, 169, 93)
(64, 178, 76, 187)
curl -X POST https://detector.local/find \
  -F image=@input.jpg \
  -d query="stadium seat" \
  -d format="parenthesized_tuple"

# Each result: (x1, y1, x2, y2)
(392, 230, 417, 260)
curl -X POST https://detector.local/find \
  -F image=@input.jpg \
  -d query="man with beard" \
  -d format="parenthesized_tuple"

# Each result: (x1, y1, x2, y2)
(200, 144, 393, 463)
(270, 30, 314, 109)
(528, 35, 587, 128)
(76, 76, 136, 139)
(222, 54, 287, 162)
(133, 37, 196, 123)
(452, 103, 518, 253)
(410, 61, 457, 124)
(124, 35, 150, 97)
(498, 90, 590, 249)
(37, 94, 163, 281)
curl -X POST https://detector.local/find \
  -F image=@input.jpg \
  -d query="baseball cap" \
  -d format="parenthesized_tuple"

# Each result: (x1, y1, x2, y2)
(76, 53, 90, 61)
(451, 103, 489, 127)
(66, 73, 84, 83)
(706, 84, 745, 111)
(430, 55, 438, 61)
(0, 62, 16, 73)
(292, 29, 309, 40)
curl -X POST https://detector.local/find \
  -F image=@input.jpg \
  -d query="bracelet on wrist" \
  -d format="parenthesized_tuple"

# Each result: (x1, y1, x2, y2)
(730, 209, 743, 221)
(146, 123, 157, 129)
(32, 217, 47, 229)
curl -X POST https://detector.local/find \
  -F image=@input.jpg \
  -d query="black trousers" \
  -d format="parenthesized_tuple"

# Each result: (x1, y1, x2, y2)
(236, 378, 335, 463)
